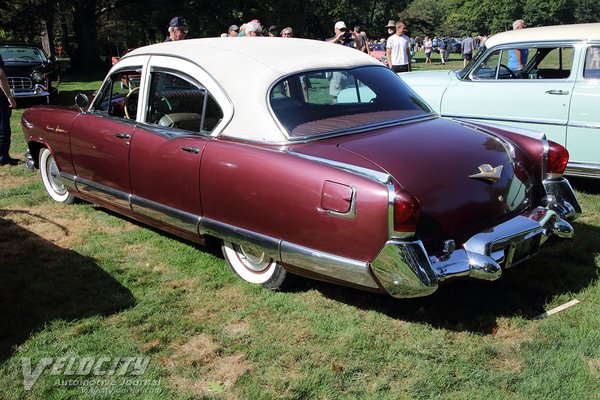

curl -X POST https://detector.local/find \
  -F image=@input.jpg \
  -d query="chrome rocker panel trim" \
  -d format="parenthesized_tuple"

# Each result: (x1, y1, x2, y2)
(57, 172, 379, 289)
(371, 183, 580, 298)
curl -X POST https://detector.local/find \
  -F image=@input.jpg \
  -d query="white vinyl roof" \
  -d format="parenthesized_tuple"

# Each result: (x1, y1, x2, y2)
(484, 23, 600, 48)
(124, 38, 382, 141)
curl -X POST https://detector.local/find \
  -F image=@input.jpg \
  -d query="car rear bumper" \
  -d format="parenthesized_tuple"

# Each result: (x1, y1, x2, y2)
(371, 178, 581, 298)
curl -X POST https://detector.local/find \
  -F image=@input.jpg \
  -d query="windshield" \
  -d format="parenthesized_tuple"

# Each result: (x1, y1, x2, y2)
(270, 66, 432, 138)
(0, 46, 47, 62)
(458, 46, 487, 79)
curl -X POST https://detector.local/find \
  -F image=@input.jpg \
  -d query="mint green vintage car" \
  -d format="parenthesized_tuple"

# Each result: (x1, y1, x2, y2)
(401, 23, 600, 179)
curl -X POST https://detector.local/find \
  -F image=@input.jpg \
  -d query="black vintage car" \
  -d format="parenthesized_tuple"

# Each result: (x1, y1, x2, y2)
(0, 43, 60, 104)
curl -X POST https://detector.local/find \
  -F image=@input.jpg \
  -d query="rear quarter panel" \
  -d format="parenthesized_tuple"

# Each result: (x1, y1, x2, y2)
(200, 139, 391, 261)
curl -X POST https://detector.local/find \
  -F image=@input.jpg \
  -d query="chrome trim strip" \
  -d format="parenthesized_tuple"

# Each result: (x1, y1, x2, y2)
(280, 241, 378, 289)
(75, 177, 131, 209)
(444, 114, 567, 127)
(326, 186, 357, 219)
(200, 218, 281, 261)
(565, 162, 600, 178)
(130, 196, 201, 234)
(567, 121, 600, 129)
(58, 172, 78, 191)
(289, 152, 392, 184)
(541, 136, 550, 181)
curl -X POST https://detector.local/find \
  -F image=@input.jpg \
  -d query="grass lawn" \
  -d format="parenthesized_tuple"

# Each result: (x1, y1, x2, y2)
(0, 63, 599, 399)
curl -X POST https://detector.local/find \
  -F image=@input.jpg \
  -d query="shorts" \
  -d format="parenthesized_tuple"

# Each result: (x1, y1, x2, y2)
(462, 52, 472, 60)
(391, 64, 410, 73)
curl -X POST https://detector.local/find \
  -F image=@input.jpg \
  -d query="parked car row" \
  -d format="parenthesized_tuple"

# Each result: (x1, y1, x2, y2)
(22, 37, 581, 299)
(401, 23, 600, 180)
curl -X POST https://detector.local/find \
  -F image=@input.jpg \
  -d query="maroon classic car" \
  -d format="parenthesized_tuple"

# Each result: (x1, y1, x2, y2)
(22, 38, 581, 298)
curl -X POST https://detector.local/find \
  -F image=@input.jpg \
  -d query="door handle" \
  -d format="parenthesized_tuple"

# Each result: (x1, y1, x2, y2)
(180, 146, 200, 154)
(115, 133, 131, 139)
(545, 90, 569, 95)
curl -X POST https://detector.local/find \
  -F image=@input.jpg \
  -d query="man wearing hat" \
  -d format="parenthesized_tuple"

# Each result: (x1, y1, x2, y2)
(228, 25, 239, 37)
(385, 20, 396, 37)
(165, 16, 189, 42)
(268, 25, 278, 37)
(327, 21, 360, 48)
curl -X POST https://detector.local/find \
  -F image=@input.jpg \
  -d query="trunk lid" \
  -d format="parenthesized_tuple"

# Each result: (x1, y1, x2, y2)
(330, 118, 531, 246)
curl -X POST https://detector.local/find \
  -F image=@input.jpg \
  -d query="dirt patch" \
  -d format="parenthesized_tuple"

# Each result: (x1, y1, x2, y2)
(223, 321, 251, 339)
(0, 172, 33, 191)
(166, 333, 251, 398)
(1, 205, 93, 249)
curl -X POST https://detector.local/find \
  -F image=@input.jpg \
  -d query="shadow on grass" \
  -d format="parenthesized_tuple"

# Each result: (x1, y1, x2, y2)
(287, 218, 599, 334)
(78, 202, 599, 336)
(570, 177, 600, 194)
(0, 210, 135, 363)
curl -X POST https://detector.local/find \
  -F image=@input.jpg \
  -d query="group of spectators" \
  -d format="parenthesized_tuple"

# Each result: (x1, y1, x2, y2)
(0, 15, 528, 167)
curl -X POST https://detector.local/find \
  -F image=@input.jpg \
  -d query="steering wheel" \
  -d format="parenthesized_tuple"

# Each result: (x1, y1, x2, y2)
(498, 64, 517, 79)
(123, 87, 139, 119)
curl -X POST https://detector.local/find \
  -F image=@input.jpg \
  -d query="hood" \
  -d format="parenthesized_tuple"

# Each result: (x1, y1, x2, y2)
(334, 118, 532, 246)
(399, 70, 457, 113)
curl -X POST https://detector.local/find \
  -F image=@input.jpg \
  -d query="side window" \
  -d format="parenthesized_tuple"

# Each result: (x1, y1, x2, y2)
(144, 70, 223, 134)
(584, 46, 600, 79)
(535, 47, 573, 78)
(92, 68, 141, 120)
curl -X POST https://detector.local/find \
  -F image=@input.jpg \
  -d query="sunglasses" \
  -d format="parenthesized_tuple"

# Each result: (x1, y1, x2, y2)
(175, 28, 189, 34)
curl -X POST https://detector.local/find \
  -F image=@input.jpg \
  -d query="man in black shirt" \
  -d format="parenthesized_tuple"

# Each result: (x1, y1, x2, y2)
(0, 53, 18, 165)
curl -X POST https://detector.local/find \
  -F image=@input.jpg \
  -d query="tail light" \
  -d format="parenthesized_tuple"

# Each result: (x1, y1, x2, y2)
(546, 140, 569, 178)
(393, 189, 420, 233)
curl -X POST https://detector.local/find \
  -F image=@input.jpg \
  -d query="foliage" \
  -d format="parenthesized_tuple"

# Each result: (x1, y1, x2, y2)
(1, 0, 599, 71)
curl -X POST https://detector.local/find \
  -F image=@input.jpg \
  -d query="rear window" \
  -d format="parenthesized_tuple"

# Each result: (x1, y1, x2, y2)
(270, 66, 431, 138)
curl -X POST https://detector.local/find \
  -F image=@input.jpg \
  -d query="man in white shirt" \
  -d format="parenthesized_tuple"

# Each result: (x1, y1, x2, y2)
(385, 21, 411, 73)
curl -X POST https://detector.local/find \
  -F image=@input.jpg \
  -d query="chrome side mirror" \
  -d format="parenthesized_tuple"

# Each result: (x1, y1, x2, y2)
(75, 93, 89, 113)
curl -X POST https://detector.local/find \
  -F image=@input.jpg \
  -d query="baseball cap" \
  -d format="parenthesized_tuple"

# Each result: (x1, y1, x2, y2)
(228, 24, 239, 33)
(169, 16, 189, 30)
(334, 21, 347, 30)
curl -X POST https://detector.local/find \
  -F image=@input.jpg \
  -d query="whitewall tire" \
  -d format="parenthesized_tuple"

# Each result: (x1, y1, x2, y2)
(222, 241, 289, 289)
(39, 148, 75, 204)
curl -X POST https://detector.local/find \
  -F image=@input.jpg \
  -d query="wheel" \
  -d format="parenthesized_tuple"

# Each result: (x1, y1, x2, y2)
(222, 241, 290, 289)
(39, 148, 74, 204)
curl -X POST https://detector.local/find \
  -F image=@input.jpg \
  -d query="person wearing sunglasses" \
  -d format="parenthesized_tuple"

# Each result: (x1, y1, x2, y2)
(280, 27, 293, 38)
(165, 16, 189, 42)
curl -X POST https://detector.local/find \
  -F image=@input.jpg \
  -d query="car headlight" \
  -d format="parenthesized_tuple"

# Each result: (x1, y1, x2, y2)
(31, 70, 44, 82)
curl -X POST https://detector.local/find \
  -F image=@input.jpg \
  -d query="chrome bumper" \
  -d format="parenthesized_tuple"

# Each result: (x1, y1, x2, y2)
(12, 84, 50, 98)
(371, 178, 581, 298)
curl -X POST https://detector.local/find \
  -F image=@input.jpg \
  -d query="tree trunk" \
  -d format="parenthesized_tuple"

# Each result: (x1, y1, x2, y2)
(40, 17, 56, 57)
(72, 0, 103, 71)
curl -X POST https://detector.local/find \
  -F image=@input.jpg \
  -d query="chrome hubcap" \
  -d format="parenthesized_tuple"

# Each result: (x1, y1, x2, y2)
(47, 156, 66, 195)
(235, 244, 272, 272)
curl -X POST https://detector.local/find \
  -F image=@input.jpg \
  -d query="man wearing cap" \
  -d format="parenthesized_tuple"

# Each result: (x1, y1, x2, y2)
(165, 16, 189, 42)
(385, 20, 396, 37)
(268, 25, 278, 37)
(327, 21, 360, 48)
(280, 27, 293, 37)
(228, 25, 239, 37)
(386, 21, 411, 73)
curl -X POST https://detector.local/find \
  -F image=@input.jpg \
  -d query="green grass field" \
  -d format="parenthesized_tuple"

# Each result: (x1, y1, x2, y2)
(0, 63, 599, 399)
